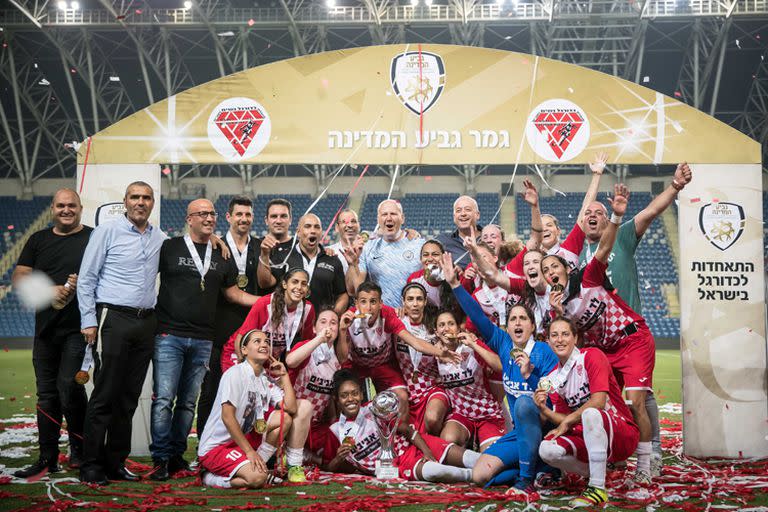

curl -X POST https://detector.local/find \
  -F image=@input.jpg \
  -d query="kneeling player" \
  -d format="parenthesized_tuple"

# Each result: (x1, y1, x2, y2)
(536, 318, 639, 508)
(197, 329, 311, 488)
(324, 369, 480, 482)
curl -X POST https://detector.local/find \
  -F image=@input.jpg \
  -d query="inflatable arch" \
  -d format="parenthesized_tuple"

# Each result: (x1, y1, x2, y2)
(75, 44, 766, 459)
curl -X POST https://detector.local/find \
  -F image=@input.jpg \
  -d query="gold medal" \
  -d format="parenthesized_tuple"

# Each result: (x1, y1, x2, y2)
(537, 378, 552, 392)
(255, 419, 267, 434)
(200, 278, 206, 292)
(343, 436, 356, 448)
(237, 274, 249, 289)
(411, 371, 419, 384)
(551, 283, 564, 293)
(510, 347, 525, 360)
(74, 370, 90, 385)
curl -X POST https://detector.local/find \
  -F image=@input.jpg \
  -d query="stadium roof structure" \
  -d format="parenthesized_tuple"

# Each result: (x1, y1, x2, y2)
(1, 0, 767, 193)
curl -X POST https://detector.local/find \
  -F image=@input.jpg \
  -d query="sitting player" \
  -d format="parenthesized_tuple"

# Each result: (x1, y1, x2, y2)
(286, 307, 349, 461)
(198, 329, 311, 488)
(434, 310, 506, 452)
(536, 317, 639, 507)
(342, 282, 460, 418)
(396, 282, 449, 435)
(323, 369, 480, 482)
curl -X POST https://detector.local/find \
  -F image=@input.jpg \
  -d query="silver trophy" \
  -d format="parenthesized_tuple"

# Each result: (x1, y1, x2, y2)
(371, 390, 401, 480)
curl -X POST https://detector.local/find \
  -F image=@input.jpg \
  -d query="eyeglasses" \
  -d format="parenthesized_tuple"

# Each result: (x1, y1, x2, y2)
(188, 211, 218, 219)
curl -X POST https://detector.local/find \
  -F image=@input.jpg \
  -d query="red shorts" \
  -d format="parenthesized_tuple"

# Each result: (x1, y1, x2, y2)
(199, 431, 263, 478)
(409, 388, 450, 432)
(221, 340, 237, 373)
(396, 433, 453, 481)
(357, 362, 407, 393)
(547, 409, 639, 464)
(306, 422, 331, 455)
(446, 412, 505, 446)
(607, 324, 655, 391)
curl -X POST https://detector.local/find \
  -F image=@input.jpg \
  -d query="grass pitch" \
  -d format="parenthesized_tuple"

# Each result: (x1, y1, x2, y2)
(2, 349, 767, 512)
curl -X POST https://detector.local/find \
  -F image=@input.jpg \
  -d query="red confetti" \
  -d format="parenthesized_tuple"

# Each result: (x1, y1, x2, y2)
(674, 91, 682, 97)
(247, 18, 255, 26)
(70, 68, 76, 74)
(7, 225, 13, 230)
(9, 396, 15, 401)
(135, 9, 142, 13)
(690, 197, 701, 203)
(713, 198, 720, 203)
(424, 176, 432, 181)
(161, 167, 171, 175)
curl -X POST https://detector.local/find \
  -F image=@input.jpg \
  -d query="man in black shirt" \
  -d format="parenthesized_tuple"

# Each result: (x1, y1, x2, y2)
(256, 198, 295, 295)
(272, 213, 347, 314)
(150, 199, 258, 480)
(12, 189, 93, 478)
(196, 196, 258, 440)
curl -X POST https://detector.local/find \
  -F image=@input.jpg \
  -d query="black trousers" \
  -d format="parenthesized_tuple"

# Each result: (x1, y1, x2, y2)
(195, 343, 222, 440)
(32, 331, 88, 460)
(82, 307, 156, 473)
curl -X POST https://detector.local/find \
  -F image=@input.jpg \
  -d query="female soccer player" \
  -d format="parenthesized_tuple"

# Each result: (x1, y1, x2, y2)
(198, 329, 312, 488)
(222, 268, 315, 372)
(323, 369, 480, 482)
(536, 317, 639, 507)
(396, 282, 449, 435)
(286, 307, 349, 459)
(443, 254, 558, 492)
(433, 310, 506, 452)
(542, 183, 655, 482)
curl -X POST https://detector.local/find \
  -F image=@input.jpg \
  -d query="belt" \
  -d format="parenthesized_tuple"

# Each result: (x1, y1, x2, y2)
(97, 303, 155, 319)
(621, 322, 638, 337)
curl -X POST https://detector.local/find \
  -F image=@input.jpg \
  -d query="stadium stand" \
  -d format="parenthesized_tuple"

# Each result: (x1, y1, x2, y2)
(1, 189, 733, 340)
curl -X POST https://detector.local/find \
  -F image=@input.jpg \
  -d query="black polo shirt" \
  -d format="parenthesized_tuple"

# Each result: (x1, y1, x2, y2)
(275, 245, 346, 311)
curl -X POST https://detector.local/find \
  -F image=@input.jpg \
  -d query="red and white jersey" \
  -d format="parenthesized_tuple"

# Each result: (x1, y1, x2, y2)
(326, 404, 408, 474)
(546, 347, 635, 426)
(347, 305, 405, 368)
(290, 339, 341, 424)
(465, 282, 514, 335)
(407, 269, 443, 308)
(563, 259, 643, 350)
(229, 293, 315, 360)
(547, 223, 586, 272)
(396, 317, 440, 404)
(437, 342, 502, 421)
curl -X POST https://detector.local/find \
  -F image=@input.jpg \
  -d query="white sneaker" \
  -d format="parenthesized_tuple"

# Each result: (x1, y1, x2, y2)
(651, 453, 663, 477)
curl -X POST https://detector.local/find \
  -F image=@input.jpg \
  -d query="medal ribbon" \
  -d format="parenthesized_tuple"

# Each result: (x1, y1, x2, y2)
(183, 234, 212, 289)
(79, 345, 94, 372)
(548, 347, 581, 390)
(402, 317, 424, 371)
(226, 231, 249, 275)
(266, 294, 305, 353)
(479, 282, 509, 326)
(312, 340, 335, 365)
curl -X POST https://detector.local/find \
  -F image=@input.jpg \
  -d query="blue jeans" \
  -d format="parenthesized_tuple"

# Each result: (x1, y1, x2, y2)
(150, 334, 212, 461)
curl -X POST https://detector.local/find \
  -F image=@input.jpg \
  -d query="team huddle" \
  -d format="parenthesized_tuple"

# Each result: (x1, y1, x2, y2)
(13, 154, 693, 508)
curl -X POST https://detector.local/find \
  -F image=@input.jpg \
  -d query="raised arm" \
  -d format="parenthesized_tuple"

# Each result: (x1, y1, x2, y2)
(343, 239, 366, 297)
(458, 332, 502, 373)
(594, 183, 629, 264)
(576, 152, 608, 224)
(257, 235, 278, 290)
(456, 229, 511, 291)
(522, 179, 543, 251)
(633, 162, 692, 238)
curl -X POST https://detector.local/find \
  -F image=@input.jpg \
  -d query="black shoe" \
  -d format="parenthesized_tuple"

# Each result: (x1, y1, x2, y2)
(106, 466, 140, 482)
(149, 459, 169, 481)
(168, 454, 191, 475)
(79, 468, 108, 485)
(13, 457, 60, 478)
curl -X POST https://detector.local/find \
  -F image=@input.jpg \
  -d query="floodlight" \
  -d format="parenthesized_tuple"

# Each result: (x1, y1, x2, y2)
(71, 1, 79, 9)
(184, 1, 193, 9)
(57, 1, 67, 9)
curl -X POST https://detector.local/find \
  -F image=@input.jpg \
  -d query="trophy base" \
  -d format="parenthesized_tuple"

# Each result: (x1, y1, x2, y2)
(375, 461, 400, 480)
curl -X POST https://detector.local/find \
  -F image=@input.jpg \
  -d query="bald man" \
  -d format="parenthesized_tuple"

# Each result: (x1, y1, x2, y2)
(149, 198, 259, 480)
(273, 213, 347, 314)
(437, 195, 482, 270)
(12, 189, 93, 479)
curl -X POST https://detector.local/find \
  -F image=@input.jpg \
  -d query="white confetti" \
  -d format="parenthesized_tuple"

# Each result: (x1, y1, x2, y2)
(567, 87, 574, 93)
(735, 38, 741, 48)
(643, 76, 650, 83)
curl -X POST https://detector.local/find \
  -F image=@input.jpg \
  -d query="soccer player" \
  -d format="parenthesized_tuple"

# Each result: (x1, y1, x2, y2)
(198, 329, 311, 488)
(433, 311, 506, 452)
(323, 369, 480, 482)
(544, 183, 656, 482)
(536, 317, 639, 507)
(222, 268, 315, 372)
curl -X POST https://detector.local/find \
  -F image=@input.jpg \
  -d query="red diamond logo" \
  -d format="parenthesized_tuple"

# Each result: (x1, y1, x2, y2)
(532, 111, 584, 160)
(214, 107, 265, 157)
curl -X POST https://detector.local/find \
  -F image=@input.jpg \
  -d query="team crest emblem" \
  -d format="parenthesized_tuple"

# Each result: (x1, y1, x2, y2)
(526, 99, 590, 162)
(207, 97, 272, 162)
(698, 202, 745, 251)
(94, 202, 125, 226)
(390, 51, 446, 115)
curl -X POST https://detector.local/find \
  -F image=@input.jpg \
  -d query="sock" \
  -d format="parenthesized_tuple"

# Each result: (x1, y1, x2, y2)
(202, 472, 232, 488)
(636, 442, 651, 475)
(256, 442, 277, 462)
(645, 393, 662, 455)
(462, 449, 481, 468)
(581, 408, 608, 489)
(286, 447, 304, 467)
(420, 461, 472, 483)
